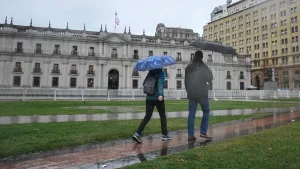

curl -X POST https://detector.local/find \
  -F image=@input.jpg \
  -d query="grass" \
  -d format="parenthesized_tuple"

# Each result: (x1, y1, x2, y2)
(125, 121, 300, 169)
(0, 114, 269, 158)
(264, 98, 300, 102)
(0, 100, 298, 116)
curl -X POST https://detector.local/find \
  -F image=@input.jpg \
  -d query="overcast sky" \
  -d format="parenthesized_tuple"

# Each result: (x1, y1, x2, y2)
(0, 0, 237, 36)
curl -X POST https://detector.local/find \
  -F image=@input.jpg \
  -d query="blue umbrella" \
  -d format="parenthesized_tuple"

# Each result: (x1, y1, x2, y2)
(133, 56, 176, 71)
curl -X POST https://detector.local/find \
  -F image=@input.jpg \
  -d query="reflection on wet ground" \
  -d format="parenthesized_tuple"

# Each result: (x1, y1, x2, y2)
(1, 110, 300, 169)
(1, 107, 300, 124)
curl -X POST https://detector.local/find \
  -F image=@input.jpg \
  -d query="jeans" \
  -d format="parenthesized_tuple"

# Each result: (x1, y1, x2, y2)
(188, 98, 210, 137)
(136, 100, 168, 135)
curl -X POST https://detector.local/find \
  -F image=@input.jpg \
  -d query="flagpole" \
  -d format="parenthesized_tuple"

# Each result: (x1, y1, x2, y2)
(114, 11, 116, 33)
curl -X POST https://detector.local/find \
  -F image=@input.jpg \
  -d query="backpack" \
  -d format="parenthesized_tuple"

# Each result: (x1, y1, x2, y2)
(143, 74, 158, 96)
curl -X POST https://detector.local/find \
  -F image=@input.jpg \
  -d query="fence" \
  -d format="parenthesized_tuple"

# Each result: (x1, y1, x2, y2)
(0, 88, 299, 101)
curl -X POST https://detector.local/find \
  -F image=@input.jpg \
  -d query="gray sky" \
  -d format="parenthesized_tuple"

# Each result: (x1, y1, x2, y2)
(0, 0, 236, 36)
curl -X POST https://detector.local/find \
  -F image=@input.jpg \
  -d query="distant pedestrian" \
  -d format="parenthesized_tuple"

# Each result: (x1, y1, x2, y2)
(132, 68, 171, 143)
(185, 51, 213, 141)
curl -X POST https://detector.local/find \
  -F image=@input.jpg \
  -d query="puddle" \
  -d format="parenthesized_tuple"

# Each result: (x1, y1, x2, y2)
(1, 110, 300, 169)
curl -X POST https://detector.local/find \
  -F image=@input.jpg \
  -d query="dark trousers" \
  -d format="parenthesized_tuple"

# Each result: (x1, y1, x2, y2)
(136, 100, 168, 135)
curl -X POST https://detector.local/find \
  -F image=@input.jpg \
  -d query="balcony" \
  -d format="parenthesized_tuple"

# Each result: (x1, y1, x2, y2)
(15, 48, 23, 53)
(226, 75, 231, 79)
(132, 72, 139, 77)
(111, 54, 118, 58)
(88, 52, 95, 56)
(35, 49, 43, 54)
(176, 58, 182, 61)
(71, 51, 78, 56)
(87, 70, 95, 75)
(165, 73, 169, 77)
(52, 69, 60, 74)
(176, 74, 183, 78)
(70, 70, 78, 75)
(33, 68, 42, 74)
(13, 68, 22, 73)
(240, 76, 245, 79)
(133, 55, 139, 59)
(53, 50, 61, 55)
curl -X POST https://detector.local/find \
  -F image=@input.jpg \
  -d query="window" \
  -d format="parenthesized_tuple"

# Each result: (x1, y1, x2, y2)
(226, 82, 231, 90)
(291, 16, 298, 23)
(163, 80, 168, 89)
(176, 53, 182, 61)
(291, 7, 297, 14)
(34, 63, 41, 73)
(133, 50, 139, 59)
(88, 65, 94, 74)
(149, 51, 153, 56)
(16, 42, 23, 52)
(176, 81, 182, 89)
(87, 78, 94, 88)
(53, 64, 59, 73)
(240, 82, 245, 90)
(132, 80, 138, 89)
(70, 78, 77, 88)
(70, 64, 77, 74)
(52, 77, 59, 87)
(13, 76, 21, 87)
(89, 47, 95, 56)
(54, 45, 60, 54)
(33, 77, 40, 87)
(292, 26, 298, 33)
(111, 48, 118, 58)
(190, 54, 194, 62)
(292, 36, 299, 43)
(163, 68, 168, 77)
(226, 71, 231, 79)
(36, 44, 42, 53)
(163, 52, 167, 55)
(72, 46, 78, 55)
(240, 72, 244, 79)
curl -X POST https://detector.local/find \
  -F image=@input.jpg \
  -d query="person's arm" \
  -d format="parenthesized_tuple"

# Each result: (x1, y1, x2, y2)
(184, 66, 189, 92)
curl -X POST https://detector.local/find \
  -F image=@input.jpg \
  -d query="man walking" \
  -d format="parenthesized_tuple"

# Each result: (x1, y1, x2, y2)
(185, 51, 213, 141)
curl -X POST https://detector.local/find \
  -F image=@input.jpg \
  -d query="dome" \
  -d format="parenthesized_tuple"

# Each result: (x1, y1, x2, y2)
(156, 23, 165, 31)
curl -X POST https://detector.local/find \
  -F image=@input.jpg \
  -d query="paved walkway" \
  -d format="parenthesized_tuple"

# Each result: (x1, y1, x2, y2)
(1, 111, 300, 169)
(0, 107, 299, 124)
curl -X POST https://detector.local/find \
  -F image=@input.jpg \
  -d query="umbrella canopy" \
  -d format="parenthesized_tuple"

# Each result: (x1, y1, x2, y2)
(189, 40, 237, 55)
(133, 55, 176, 71)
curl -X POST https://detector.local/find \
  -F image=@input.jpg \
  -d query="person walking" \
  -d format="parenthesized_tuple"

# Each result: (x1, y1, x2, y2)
(185, 51, 213, 141)
(132, 68, 171, 143)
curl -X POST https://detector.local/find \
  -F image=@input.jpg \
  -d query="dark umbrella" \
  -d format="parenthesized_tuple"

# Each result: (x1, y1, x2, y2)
(189, 40, 237, 55)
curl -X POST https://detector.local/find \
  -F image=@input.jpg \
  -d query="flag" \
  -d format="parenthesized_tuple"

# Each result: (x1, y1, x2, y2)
(115, 12, 120, 25)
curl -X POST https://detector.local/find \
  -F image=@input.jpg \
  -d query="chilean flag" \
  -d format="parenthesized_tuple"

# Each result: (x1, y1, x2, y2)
(115, 12, 120, 25)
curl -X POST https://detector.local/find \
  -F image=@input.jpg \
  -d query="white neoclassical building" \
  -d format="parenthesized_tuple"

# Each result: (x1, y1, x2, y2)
(0, 19, 251, 90)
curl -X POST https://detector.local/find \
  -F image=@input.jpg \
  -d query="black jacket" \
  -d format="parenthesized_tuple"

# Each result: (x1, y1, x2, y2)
(185, 58, 213, 100)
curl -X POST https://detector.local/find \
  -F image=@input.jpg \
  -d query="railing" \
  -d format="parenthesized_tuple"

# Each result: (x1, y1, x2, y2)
(132, 72, 139, 76)
(35, 49, 43, 54)
(240, 76, 244, 79)
(226, 75, 231, 79)
(176, 74, 182, 77)
(87, 70, 95, 75)
(13, 68, 22, 73)
(88, 52, 95, 56)
(15, 48, 23, 53)
(33, 68, 42, 73)
(53, 50, 61, 55)
(69, 70, 78, 75)
(52, 69, 60, 74)
(133, 55, 139, 59)
(111, 54, 118, 58)
(71, 51, 78, 55)
(0, 89, 299, 101)
(176, 58, 182, 61)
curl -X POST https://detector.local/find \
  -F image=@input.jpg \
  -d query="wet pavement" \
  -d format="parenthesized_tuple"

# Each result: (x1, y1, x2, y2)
(1, 107, 299, 125)
(1, 110, 300, 169)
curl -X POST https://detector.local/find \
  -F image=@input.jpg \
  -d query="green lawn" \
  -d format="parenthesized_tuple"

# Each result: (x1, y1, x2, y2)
(264, 98, 300, 102)
(0, 114, 269, 158)
(125, 121, 300, 169)
(0, 100, 298, 116)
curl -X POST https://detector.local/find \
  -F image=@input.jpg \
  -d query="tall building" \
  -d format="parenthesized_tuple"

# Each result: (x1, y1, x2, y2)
(203, 0, 300, 90)
(0, 20, 250, 90)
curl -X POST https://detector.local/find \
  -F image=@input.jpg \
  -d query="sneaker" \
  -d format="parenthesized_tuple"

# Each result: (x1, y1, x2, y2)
(200, 133, 212, 140)
(188, 136, 196, 141)
(162, 135, 172, 141)
(132, 133, 142, 143)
